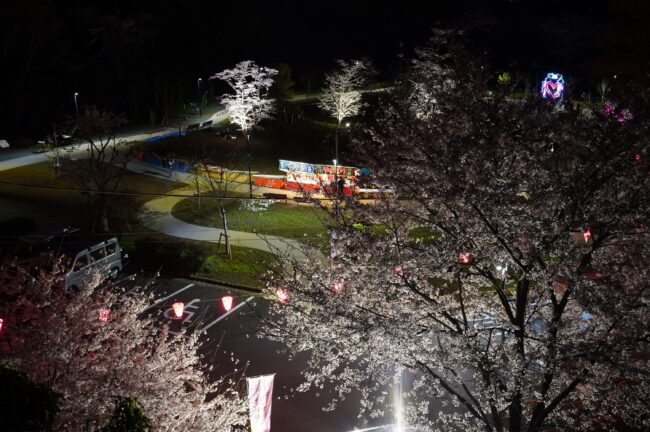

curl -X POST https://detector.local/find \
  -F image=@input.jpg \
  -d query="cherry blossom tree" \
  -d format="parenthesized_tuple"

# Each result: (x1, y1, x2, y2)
(211, 61, 277, 198)
(264, 33, 650, 431)
(0, 261, 246, 431)
(318, 59, 369, 162)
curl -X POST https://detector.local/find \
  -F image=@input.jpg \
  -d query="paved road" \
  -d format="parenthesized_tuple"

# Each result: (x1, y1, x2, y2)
(0, 103, 227, 172)
(143, 277, 395, 432)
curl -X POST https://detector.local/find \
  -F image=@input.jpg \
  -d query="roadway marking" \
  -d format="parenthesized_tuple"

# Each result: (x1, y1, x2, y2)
(143, 283, 194, 312)
(198, 296, 255, 332)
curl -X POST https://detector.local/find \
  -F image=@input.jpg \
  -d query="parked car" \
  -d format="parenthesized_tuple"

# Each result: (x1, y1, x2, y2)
(1, 227, 123, 290)
(63, 237, 123, 290)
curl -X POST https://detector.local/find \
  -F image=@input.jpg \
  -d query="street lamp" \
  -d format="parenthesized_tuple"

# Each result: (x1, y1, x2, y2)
(197, 78, 203, 116)
(74, 92, 79, 116)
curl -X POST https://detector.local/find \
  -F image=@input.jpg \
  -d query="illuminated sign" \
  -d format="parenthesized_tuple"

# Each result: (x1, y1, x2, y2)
(279, 160, 358, 177)
(541, 73, 565, 99)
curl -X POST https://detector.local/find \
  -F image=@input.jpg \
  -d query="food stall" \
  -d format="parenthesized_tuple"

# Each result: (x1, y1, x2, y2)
(279, 160, 358, 195)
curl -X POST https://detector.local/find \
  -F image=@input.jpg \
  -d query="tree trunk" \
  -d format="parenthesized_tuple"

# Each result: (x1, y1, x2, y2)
(100, 201, 110, 233)
(335, 122, 340, 163)
(246, 134, 252, 199)
(219, 200, 232, 258)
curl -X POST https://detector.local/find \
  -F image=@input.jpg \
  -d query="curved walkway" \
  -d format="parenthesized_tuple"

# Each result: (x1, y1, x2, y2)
(127, 159, 320, 263)
(139, 187, 313, 262)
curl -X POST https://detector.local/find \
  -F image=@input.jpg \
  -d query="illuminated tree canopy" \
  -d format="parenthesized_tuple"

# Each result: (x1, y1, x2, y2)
(265, 33, 650, 431)
(0, 263, 246, 431)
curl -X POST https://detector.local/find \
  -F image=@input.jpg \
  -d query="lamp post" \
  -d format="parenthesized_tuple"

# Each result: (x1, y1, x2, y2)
(74, 92, 79, 116)
(197, 78, 203, 116)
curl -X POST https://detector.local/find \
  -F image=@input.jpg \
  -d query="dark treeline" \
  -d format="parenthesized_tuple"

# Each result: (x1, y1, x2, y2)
(1, 0, 646, 139)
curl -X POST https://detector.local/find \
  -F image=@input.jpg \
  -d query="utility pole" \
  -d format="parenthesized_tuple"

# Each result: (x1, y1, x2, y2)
(197, 78, 203, 116)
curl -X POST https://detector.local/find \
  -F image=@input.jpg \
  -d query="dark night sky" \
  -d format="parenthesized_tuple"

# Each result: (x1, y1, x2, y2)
(1, 0, 647, 138)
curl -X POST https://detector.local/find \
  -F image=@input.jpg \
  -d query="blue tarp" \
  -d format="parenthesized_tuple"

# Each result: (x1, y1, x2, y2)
(144, 154, 164, 168)
(143, 153, 193, 172)
(145, 131, 185, 142)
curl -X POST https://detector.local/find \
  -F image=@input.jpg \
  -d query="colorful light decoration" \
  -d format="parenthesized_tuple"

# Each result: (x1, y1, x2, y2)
(582, 230, 592, 243)
(603, 102, 632, 122)
(541, 73, 565, 100)
(98, 309, 110, 322)
(171, 302, 185, 318)
(221, 295, 234, 312)
(459, 253, 471, 264)
(275, 288, 289, 304)
(332, 281, 345, 293)
(0, 318, 3, 332)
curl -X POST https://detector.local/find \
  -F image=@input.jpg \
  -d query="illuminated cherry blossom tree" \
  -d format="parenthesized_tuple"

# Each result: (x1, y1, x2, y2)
(211, 60, 277, 198)
(265, 33, 650, 431)
(318, 59, 369, 162)
(0, 262, 246, 431)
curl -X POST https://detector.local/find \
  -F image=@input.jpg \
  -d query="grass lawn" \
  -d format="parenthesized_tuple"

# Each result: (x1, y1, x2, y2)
(171, 196, 331, 243)
(0, 162, 274, 287)
(124, 233, 278, 288)
(0, 161, 184, 231)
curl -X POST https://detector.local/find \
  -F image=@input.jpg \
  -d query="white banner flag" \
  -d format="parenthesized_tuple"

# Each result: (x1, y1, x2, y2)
(247, 374, 275, 432)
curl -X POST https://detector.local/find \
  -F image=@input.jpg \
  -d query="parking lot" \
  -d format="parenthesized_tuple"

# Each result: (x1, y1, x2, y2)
(140, 278, 256, 335)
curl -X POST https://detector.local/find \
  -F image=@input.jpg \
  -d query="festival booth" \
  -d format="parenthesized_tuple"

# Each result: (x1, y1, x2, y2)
(253, 174, 286, 189)
(279, 159, 358, 196)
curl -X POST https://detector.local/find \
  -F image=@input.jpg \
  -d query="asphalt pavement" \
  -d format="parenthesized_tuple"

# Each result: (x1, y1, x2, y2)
(143, 277, 396, 432)
(0, 103, 227, 172)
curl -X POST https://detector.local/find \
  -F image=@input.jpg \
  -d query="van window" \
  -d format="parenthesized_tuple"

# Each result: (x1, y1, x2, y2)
(106, 243, 117, 255)
(74, 254, 88, 270)
(91, 247, 106, 262)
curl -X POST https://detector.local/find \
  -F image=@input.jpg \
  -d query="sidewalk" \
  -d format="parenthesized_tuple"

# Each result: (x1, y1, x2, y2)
(139, 187, 312, 262)
(124, 158, 321, 263)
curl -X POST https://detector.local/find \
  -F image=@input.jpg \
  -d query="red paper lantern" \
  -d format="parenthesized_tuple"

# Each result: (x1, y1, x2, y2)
(276, 288, 289, 304)
(459, 252, 471, 264)
(98, 309, 110, 322)
(171, 302, 185, 318)
(332, 281, 345, 293)
(583, 230, 592, 242)
(0, 318, 3, 332)
(221, 295, 234, 312)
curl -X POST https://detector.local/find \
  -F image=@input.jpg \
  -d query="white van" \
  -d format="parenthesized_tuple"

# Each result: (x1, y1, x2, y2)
(65, 237, 123, 290)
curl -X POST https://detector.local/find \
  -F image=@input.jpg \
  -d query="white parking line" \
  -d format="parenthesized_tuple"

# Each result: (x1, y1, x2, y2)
(198, 296, 255, 332)
(143, 283, 194, 312)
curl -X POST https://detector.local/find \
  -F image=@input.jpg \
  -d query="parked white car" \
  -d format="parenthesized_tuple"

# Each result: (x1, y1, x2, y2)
(65, 237, 123, 290)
